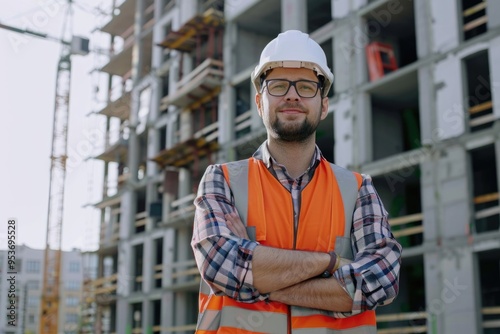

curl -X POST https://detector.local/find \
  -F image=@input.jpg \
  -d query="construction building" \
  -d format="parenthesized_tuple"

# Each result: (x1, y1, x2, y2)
(83, 0, 500, 333)
(0, 245, 84, 334)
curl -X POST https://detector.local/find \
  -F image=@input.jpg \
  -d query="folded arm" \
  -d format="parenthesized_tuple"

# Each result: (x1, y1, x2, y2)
(223, 175, 402, 317)
(192, 165, 330, 302)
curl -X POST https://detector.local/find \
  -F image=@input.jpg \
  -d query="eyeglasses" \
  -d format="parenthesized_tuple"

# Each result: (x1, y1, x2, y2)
(262, 79, 322, 98)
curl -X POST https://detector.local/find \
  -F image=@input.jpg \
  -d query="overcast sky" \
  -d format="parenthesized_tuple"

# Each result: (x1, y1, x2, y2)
(0, 1, 108, 251)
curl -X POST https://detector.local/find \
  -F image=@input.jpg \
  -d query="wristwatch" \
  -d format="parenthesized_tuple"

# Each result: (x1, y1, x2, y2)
(319, 251, 339, 278)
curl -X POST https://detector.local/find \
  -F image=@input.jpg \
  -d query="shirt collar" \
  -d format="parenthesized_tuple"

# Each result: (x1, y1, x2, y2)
(253, 141, 323, 170)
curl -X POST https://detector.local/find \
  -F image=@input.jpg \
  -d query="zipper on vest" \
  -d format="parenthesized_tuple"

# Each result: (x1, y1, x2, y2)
(288, 190, 302, 334)
(292, 192, 301, 250)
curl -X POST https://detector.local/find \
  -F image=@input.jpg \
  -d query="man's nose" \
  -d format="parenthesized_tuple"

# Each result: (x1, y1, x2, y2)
(285, 84, 301, 100)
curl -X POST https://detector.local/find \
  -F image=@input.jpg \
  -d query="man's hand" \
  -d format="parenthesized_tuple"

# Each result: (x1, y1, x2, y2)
(225, 212, 250, 239)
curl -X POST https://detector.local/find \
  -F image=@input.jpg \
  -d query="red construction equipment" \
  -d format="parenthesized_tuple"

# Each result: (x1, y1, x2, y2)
(365, 41, 398, 81)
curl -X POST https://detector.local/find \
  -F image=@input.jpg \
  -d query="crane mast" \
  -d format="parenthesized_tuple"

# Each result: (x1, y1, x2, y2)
(39, 43, 72, 333)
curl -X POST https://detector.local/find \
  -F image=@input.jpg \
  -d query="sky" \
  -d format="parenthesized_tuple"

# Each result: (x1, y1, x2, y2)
(0, 1, 108, 251)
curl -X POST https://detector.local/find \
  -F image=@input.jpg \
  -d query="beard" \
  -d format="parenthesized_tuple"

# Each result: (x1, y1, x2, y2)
(268, 104, 322, 143)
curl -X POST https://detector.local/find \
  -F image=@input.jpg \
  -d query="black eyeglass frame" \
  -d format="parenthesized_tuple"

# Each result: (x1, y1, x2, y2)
(261, 79, 323, 98)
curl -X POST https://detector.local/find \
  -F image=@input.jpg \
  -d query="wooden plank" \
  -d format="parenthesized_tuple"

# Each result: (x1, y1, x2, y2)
(469, 100, 492, 114)
(171, 193, 196, 207)
(482, 306, 500, 315)
(378, 326, 427, 334)
(390, 213, 423, 226)
(463, 2, 487, 17)
(171, 267, 200, 279)
(134, 218, 147, 227)
(377, 312, 427, 322)
(92, 273, 118, 285)
(393, 225, 424, 238)
(95, 285, 117, 295)
(464, 15, 488, 31)
(475, 205, 500, 220)
(474, 192, 499, 204)
(162, 324, 198, 332)
(483, 319, 500, 328)
(470, 113, 496, 127)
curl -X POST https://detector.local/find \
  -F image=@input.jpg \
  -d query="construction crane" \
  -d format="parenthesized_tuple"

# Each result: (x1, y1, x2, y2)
(0, 2, 88, 333)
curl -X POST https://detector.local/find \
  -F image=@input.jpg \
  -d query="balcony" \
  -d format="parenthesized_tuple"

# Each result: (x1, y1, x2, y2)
(151, 134, 219, 169)
(158, 8, 223, 53)
(100, 31, 153, 78)
(97, 90, 131, 121)
(160, 58, 223, 110)
(93, 273, 118, 304)
(100, 0, 136, 37)
(94, 122, 129, 164)
(100, 0, 154, 78)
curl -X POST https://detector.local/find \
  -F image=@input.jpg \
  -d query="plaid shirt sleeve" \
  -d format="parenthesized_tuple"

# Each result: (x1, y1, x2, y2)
(333, 174, 402, 317)
(191, 164, 267, 303)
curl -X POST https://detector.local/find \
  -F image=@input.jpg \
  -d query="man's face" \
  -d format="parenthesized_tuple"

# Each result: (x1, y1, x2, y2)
(255, 67, 328, 143)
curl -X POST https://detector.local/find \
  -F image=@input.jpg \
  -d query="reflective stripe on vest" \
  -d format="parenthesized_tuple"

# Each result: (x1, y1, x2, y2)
(196, 158, 376, 334)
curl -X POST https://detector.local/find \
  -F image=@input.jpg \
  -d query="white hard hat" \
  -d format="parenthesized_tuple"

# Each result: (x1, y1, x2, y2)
(251, 30, 334, 97)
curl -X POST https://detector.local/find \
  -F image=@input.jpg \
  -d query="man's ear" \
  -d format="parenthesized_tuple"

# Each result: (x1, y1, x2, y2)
(255, 93, 263, 117)
(320, 97, 328, 120)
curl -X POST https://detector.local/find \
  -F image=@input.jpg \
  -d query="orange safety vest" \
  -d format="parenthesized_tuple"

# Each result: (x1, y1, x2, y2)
(196, 157, 377, 334)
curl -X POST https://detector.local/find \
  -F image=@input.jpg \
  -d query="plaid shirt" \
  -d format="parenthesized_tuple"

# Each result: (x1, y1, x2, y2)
(191, 142, 402, 316)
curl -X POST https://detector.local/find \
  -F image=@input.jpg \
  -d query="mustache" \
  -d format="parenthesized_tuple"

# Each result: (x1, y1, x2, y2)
(276, 102, 307, 112)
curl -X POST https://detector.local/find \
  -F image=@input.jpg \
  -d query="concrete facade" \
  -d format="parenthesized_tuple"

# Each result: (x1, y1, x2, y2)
(85, 0, 500, 333)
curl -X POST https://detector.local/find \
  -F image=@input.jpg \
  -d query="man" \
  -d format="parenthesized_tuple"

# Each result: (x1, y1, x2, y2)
(191, 30, 402, 333)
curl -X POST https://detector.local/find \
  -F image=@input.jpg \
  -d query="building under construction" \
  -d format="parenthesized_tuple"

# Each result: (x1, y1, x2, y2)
(81, 0, 500, 333)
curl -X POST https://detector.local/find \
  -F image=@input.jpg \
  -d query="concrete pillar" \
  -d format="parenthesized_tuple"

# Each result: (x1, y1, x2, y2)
(414, 0, 432, 59)
(333, 22, 354, 94)
(179, 0, 197, 24)
(437, 146, 471, 238)
(430, 0, 460, 53)
(425, 246, 481, 334)
(129, 91, 140, 181)
(487, 0, 500, 29)
(281, 0, 307, 32)
(496, 137, 500, 200)
(250, 84, 262, 132)
(354, 92, 372, 165)
(218, 84, 236, 161)
(142, 299, 150, 333)
(220, 21, 236, 161)
(115, 291, 129, 333)
(418, 66, 435, 146)
(162, 291, 175, 333)
(434, 54, 465, 140)
(120, 191, 135, 240)
(489, 36, 500, 120)
(161, 228, 176, 329)
(131, 0, 145, 87)
(333, 96, 354, 168)
(332, 0, 351, 19)
(416, 0, 436, 148)
(143, 238, 152, 293)
(421, 144, 481, 334)
(179, 110, 192, 142)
